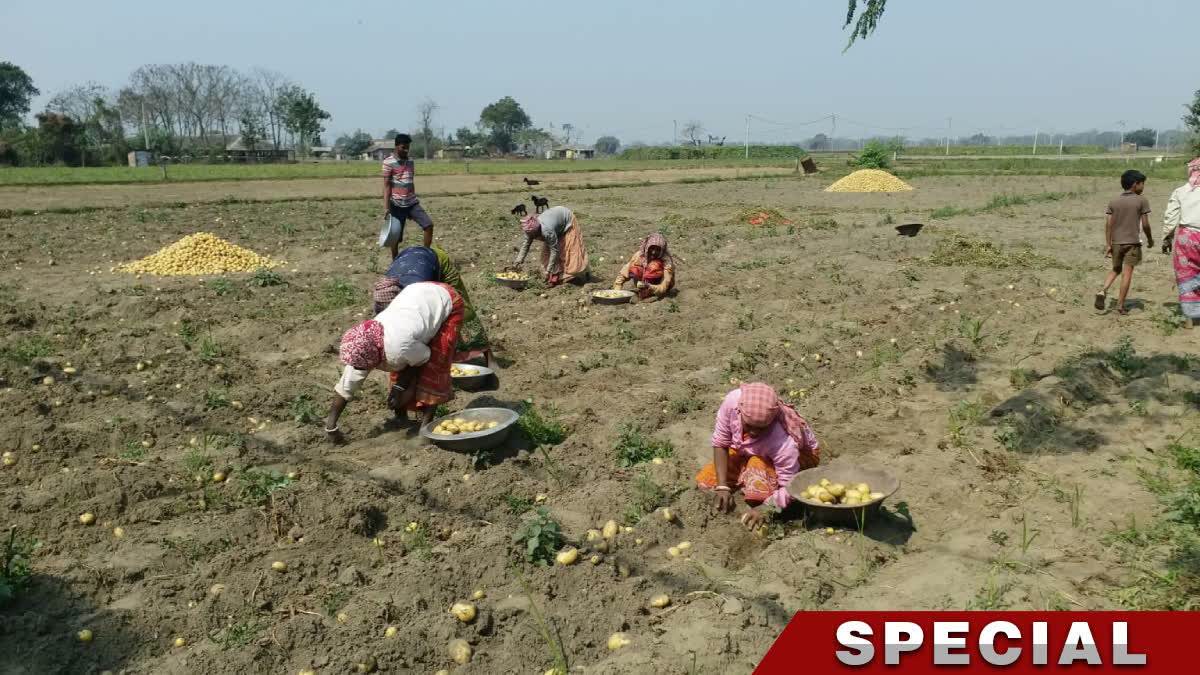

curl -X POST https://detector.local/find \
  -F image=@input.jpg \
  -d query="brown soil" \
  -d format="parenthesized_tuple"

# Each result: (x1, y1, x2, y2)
(0, 174, 1194, 674)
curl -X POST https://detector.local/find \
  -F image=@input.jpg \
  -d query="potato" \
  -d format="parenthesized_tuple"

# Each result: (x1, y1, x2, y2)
(486, 421, 499, 429)
(556, 547, 579, 566)
(78, 512, 95, 526)
(471, 589, 485, 601)
(590, 554, 603, 565)
(384, 625, 398, 638)
(112, 527, 125, 538)
(854, 482, 870, 494)
(271, 560, 287, 572)
(585, 529, 602, 542)
(607, 632, 632, 650)
(450, 601, 477, 623)
(806, 484, 820, 495)
(828, 483, 846, 498)
(77, 629, 93, 643)
(593, 539, 610, 553)
(649, 594, 671, 608)
(448, 639, 472, 664)
(667, 546, 681, 557)
(677, 541, 692, 551)
(843, 495, 861, 506)
(211, 471, 226, 483)
(336, 612, 349, 624)
(819, 478, 831, 488)
(869, 492, 885, 500)
(601, 519, 619, 540)
(173, 637, 186, 648)
(661, 508, 676, 522)
(816, 490, 834, 504)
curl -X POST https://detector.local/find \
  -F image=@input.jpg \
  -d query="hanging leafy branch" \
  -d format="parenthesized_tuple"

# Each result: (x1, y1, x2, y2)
(844, 0, 888, 50)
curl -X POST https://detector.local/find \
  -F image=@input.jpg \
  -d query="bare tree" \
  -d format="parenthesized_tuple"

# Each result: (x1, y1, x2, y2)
(46, 82, 109, 126)
(249, 68, 294, 149)
(416, 98, 439, 159)
(681, 120, 705, 147)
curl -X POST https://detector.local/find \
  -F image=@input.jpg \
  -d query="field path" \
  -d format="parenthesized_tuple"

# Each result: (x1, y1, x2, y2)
(0, 166, 795, 211)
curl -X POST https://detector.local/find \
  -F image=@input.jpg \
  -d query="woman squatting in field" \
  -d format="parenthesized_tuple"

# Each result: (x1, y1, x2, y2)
(325, 281, 464, 442)
(696, 383, 821, 530)
(611, 232, 676, 301)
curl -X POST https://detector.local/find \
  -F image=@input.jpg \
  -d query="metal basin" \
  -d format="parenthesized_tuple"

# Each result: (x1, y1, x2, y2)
(420, 407, 520, 451)
(450, 363, 495, 391)
(591, 289, 635, 305)
(786, 463, 900, 527)
(494, 275, 529, 290)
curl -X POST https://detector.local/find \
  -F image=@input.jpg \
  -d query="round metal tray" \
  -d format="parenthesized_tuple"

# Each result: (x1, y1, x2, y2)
(494, 275, 529, 290)
(420, 407, 520, 451)
(450, 363, 495, 391)
(591, 289, 635, 305)
(786, 464, 900, 527)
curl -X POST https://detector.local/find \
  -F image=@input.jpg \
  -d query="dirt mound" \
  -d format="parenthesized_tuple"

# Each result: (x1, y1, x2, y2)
(737, 208, 794, 226)
(119, 232, 281, 276)
(824, 169, 913, 193)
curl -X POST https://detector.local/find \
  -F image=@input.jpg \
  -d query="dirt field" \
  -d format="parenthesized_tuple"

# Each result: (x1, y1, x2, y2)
(1, 172, 1197, 674)
(0, 166, 796, 212)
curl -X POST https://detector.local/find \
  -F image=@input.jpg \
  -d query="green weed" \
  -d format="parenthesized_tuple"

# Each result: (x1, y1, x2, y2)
(0, 527, 38, 607)
(502, 493, 535, 516)
(614, 424, 674, 467)
(204, 388, 230, 410)
(622, 471, 667, 525)
(0, 336, 53, 365)
(249, 268, 284, 287)
(310, 278, 360, 312)
(1009, 368, 1037, 389)
(289, 394, 320, 424)
(519, 403, 568, 446)
(512, 508, 564, 566)
(198, 336, 224, 363)
(237, 469, 293, 505)
(207, 278, 235, 296)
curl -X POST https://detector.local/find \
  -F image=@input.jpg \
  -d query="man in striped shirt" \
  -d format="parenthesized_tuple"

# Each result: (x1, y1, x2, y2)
(381, 133, 434, 258)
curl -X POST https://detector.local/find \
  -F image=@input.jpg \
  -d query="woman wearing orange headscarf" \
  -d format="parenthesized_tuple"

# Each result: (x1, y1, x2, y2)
(612, 232, 676, 301)
(696, 383, 820, 530)
(512, 206, 590, 286)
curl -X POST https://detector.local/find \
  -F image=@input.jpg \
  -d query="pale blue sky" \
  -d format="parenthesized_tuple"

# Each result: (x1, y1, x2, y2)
(2, 0, 1193, 144)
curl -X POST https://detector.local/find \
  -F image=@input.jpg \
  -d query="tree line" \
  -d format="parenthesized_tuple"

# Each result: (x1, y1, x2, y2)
(0, 61, 329, 166)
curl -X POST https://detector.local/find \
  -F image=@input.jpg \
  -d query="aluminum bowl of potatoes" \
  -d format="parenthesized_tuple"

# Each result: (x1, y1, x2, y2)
(494, 271, 530, 290)
(786, 464, 899, 527)
(450, 363, 494, 391)
(420, 408, 520, 451)
(591, 289, 635, 305)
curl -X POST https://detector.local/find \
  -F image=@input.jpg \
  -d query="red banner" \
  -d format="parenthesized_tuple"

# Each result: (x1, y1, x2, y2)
(755, 612, 1198, 673)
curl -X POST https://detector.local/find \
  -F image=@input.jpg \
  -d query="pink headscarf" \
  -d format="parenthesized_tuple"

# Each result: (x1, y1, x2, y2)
(521, 214, 542, 235)
(1188, 157, 1200, 191)
(640, 232, 672, 265)
(339, 320, 385, 370)
(373, 277, 402, 312)
(738, 383, 820, 465)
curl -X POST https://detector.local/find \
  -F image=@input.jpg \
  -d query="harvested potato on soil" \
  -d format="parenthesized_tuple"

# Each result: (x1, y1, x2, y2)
(448, 639, 472, 664)
(450, 601, 477, 623)
(495, 271, 529, 281)
(78, 512, 95, 526)
(556, 547, 579, 565)
(649, 594, 671, 608)
(601, 519, 619, 539)
(607, 632, 632, 650)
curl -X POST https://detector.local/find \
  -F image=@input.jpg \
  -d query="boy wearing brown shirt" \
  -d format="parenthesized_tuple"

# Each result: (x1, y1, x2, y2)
(1095, 170, 1153, 315)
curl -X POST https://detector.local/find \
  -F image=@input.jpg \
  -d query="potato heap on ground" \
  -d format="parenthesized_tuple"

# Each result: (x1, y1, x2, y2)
(799, 478, 885, 506)
(119, 232, 281, 276)
(432, 417, 499, 436)
(824, 169, 913, 193)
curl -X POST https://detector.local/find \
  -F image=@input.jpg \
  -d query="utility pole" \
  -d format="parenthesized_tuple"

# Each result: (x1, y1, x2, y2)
(1032, 127, 1039, 155)
(945, 117, 952, 156)
(673, 120, 677, 146)
(744, 115, 750, 159)
(1059, 137, 1064, 156)
(1154, 129, 1160, 149)
(831, 114, 837, 147)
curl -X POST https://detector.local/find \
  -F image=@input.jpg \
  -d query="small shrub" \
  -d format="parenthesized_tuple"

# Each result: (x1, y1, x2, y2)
(204, 388, 230, 410)
(207, 278, 235, 296)
(958, 314, 988, 348)
(1009, 368, 1037, 389)
(310, 278, 360, 311)
(249, 268, 284, 287)
(623, 471, 667, 525)
(851, 140, 893, 170)
(614, 424, 674, 467)
(198, 336, 224, 363)
(519, 403, 568, 446)
(290, 394, 320, 424)
(502, 493, 535, 515)
(238, 469, 293, 505)
(0, 528, 38, 607)
(1106, 336, 1142, 378)
(178, 319, 200, 345)
(512, 508, 563, 565)
(0, 336, 53, 365)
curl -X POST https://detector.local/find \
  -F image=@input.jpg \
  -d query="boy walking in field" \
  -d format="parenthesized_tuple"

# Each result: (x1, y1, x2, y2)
(381, 133, 434, 259)
(1095, 170, 1153, 315)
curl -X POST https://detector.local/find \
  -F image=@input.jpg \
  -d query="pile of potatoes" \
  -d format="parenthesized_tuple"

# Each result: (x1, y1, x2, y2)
(593, 290, 629, 299)
(799, 478, 884, 506)
(495, 271, 528, 281)
(431, 417, 499, 436)
(450, 365, 478, 377)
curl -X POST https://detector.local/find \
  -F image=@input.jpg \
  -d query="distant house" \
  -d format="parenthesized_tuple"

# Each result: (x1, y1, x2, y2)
(363, 140, 393, 161)
(550, 146, 595, 160)
(437, 145, 466, 160)
(310, 146, 334, 158)
(225, 136, 292, 162)
(127, 150, 153, 167)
